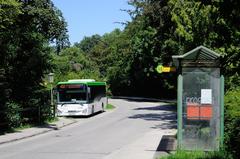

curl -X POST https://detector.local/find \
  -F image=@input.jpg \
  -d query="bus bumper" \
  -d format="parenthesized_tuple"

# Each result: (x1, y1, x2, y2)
(57, 109, 89, 116)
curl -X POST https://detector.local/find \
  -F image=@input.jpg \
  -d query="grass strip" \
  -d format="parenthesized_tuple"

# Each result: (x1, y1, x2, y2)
(106, 104, 115, 110)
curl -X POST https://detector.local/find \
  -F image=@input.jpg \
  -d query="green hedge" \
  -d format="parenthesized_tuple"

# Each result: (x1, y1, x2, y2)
(0, 89, 53, 131)
(224, 87, 240, 159)
(160, 150, 232, 159)
(4, 101, 22, 129)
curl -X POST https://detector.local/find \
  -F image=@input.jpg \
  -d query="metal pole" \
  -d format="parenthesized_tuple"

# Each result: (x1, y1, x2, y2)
(220, 75, 224, 147)
(177, 74, 183, 149)
(50, 84, 55, 117)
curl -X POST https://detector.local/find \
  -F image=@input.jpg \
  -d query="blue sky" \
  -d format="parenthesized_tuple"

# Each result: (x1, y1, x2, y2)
(52, 0, 133, 44)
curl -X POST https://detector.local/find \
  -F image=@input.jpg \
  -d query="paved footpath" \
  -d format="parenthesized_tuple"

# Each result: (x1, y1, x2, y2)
(104, 128, 176, 159)
(0, 117, 76, 145)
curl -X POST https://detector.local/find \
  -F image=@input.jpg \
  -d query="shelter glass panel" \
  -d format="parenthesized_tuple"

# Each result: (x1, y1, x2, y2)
(182, 67, 220, 150)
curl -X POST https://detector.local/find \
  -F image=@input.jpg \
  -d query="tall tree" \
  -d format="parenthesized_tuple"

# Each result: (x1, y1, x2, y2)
(0, 0, 70, 127)
(74, 34, 102, 53)
(169, 0, 240, 88)
(119, 0, 177, 97)
(0, 0, 22, 121)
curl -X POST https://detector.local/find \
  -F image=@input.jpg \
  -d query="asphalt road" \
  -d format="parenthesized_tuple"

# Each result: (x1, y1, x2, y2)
(0, 98, 176, 159)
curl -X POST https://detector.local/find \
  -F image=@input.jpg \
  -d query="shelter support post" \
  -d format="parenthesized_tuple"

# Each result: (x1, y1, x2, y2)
(177, 74, 183, 149)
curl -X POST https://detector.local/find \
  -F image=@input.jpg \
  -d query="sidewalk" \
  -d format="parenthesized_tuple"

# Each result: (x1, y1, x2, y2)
(0, 117, 76, 145)
(104, 129, 177, 159)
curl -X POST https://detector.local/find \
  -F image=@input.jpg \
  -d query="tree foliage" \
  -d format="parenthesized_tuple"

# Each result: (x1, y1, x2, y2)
(224, 87, 240, 159)
(0, 0, 22, 29)
(52, 46, 101, 82)
(56, 0, 239, 98)
(169, 0, 240, 88)
(0, 0, 69, 128)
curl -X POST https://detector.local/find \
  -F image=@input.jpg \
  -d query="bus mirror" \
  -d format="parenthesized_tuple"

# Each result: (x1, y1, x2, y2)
(88, 87, 91, 98)
(88, 87, 91, 93)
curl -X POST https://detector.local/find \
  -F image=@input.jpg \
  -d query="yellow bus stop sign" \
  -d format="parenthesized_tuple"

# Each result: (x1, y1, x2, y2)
(156, 65, 176, 73)
(156, 65, 163, 73)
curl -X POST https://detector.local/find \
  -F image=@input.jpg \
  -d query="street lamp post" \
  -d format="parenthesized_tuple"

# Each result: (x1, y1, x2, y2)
(48, 73, 55, 117)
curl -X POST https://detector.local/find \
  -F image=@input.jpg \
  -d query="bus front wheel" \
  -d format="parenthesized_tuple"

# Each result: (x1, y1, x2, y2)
(102, 103, 105, 112)
(91, 105, 94, 115)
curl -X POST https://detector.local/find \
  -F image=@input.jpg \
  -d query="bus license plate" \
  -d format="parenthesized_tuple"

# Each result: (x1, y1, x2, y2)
(68, 110, 77, 115)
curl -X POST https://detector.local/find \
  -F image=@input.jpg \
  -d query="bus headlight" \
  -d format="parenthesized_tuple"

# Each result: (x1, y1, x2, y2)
(57, 109, 62, 114)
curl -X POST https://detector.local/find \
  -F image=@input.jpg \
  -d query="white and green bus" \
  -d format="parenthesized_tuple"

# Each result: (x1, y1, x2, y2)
(56, 79, 107, 116)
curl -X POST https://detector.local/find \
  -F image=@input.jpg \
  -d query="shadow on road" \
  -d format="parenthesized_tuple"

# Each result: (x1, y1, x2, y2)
(30, 111, 104, 131)
(111, 96, 176, 103)
(128, 104, 177, 130)
(65, 111, 103, 119)
(134, 104, 176, 112)
(37, 123, 60, 130)
(129, 112, 177, 130)
(129, 112, 175, 121)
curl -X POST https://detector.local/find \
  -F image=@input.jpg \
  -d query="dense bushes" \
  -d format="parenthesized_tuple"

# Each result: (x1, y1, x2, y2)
(4, 101, 21, 129)
(0, 89, 53, 130)
(160, 150, 232, 159)
(224, 87, 240, 159)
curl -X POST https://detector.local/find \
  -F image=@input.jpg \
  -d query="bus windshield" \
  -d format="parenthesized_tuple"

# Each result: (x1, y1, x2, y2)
(57, 84, 87, 103)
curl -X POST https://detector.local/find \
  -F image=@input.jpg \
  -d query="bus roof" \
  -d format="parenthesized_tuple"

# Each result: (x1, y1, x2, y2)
(68, 79, 95, 82)
(57, 80, 106, 86)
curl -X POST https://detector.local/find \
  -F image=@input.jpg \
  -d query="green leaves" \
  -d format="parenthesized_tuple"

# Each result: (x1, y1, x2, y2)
(0, 0, 22, 29)
(224, 87, 240, 158)
(52, 46, 101, 83)
(4, 101, 21, 129)
(0, 0, 70, 128)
